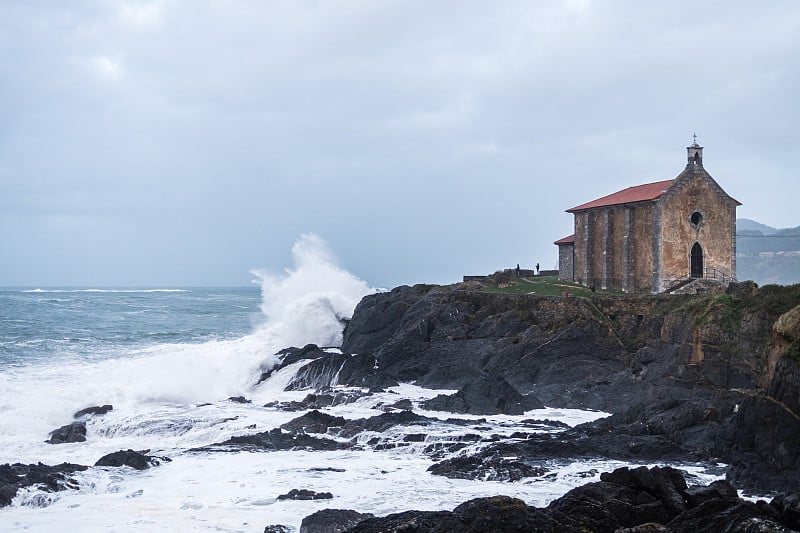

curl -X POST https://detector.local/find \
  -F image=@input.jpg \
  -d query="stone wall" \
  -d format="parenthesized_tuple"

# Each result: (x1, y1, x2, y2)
(557, 244, 574, 281)
(658, 169, 736, 291)
(572, 203, 657, 293)
(631, 203, 657, 292)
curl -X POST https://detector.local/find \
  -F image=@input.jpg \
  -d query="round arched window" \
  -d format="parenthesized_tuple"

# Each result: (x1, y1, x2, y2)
(690, 211, 703, 227)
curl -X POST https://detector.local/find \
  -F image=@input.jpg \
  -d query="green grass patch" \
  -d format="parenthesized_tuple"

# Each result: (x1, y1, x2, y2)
(481, 276, 619, 297)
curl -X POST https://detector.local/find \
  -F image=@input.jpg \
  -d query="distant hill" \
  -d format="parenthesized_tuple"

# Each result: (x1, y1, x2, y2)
(774, 225, 800, 237)
(736, 218, 800, 285)
(737, 218, 779, 235)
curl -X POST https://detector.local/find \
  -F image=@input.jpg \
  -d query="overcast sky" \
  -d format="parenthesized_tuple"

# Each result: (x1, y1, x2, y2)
(1, 1, 798, 287)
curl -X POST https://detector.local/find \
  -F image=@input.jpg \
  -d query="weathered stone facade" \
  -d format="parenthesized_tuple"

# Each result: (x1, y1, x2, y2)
(555, 143, 740, 293)
(555, 235, 574, 281)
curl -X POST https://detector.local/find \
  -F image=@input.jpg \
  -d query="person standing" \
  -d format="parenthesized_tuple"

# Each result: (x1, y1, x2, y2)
(535, 263, 540, 275)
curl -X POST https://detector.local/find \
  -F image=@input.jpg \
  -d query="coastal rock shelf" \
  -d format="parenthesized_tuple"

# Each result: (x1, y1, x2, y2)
(320, 466, 800, 533)
(315, 282, 800, 493)
(3, 282, 800, 532)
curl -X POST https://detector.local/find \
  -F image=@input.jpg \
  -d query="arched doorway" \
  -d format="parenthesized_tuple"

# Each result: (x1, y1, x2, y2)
(690, 242, 704, 278)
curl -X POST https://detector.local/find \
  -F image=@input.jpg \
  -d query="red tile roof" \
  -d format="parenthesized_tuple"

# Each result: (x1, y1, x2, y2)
(567, 179, 674, 212)
(554, 234, 575, 245)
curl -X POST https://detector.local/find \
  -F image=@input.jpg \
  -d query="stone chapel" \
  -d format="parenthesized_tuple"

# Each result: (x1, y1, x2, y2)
(554, 141, 740, 293)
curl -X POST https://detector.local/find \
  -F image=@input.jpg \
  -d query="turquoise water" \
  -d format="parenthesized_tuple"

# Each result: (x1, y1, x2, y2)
(0, 287, 262, 367)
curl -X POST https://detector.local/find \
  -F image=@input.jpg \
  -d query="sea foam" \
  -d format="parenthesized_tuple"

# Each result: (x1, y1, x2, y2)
(0, 233, 375, 463)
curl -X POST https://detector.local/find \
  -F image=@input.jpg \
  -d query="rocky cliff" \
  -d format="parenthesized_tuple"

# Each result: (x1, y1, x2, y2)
(291, 281, 800, 492)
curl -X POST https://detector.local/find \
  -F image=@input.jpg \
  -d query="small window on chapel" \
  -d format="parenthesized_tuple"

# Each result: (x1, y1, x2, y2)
(690, 211, 703, 227)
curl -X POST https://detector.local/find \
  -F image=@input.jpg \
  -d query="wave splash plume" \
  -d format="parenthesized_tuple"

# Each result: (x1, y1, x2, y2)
(252, 233, 375, 349)
(0, 234, 375, 451)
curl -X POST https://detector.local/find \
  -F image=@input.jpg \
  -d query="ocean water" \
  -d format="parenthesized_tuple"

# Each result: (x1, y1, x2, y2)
(0, 236, 724, 532)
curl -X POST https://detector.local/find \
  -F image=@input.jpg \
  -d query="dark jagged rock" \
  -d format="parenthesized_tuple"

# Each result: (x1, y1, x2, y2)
(262, 400, 311, 412)
(342, 284, 437, 357)
(666, 498, 790, 532)
(426, 424, 697, 482)
(264, 390, 374, 412)
(337, 410, 434, 438)
(227, 396, 252, 404)
(722, 351, 800, 493)
(207, 428, 349, 452)
(616, 525, 668, 533)
(277, 489, 333, 500)
(341, 287, 626, 395)
(46, 421, 87, 444)
(73, 404, 113, 418)
(346, 510, 464, 532)
(421, 374, 543, 415)
(263, 526, 293, 533)
(279, 344, 331, 367)
(0, 462, 88, 508)
(332, 283, 800, 493)
(684, 479, 739, 507)
(94, 449, 169, 470)
(518, 418, 572, 430)
(299, 509, 374, 533)
(443, 417, 488, 426)
(281, 411, 347, 434)
(771, 492, 800, 531)
(322, 389, 373, 407)
(341, 466, 799, 533)
(383, 398, 412, 410)
(256, 344, 330, 385)
(286, 353, 397, 391)
(428, 454, 547, 481)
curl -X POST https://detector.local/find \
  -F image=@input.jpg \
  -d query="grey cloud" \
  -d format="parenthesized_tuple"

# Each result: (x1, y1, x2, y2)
(1, 0, 798, 287)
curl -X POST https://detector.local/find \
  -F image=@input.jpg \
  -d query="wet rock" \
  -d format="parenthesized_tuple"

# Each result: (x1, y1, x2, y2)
(281, 411, 347, 434)
(0, 462, 88, 508)
(95, 449, 170, 470)
(46, 422, 87, 444)
(286, 353, 397, 391)
(277, 489, 333, 500)
(342, 284, 436, 357)
(421, 374, 543, 415)
(264, 390, 372, 412)
(73, 404, 113, 418)
(666, 498, 790, 533)
(257, 344, 330, 384)
(262, 400, 311, 412)
(299, 508, 374, 533)
(302, 393, 335, 409)
(616, 525, 667, 532)
(336, 410, 434, 438)
(279, 344, 330, 367)
(208, 428, 349, 452)
(452, 496, 535, 531)
(519, 418, 572, 430)
(598, 466, 688, 516)
(227, 396, 252, 404)
(770, 491, 800, 530)
(267, 283, 800, 495)
(384, 398, 413, 410)
(347, 496, 540, 533)
(339, 464, 800, 533)
(684, 479, 739, 507)
(428, 454, 547, 482)
(263, 526, 294, 533)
